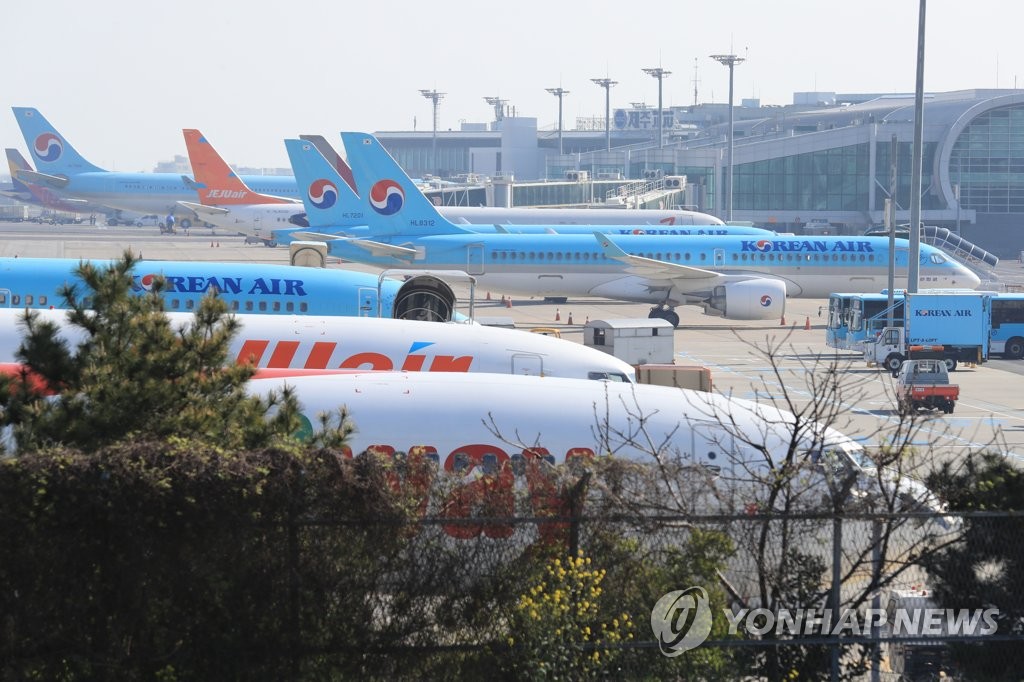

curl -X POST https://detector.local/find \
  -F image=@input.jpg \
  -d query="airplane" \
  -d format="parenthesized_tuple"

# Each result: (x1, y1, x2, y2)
(2, 148, 111, 217)
(10, 107, 300, 228)
(282, 133, 982, 327)
(0, 256, 472, 321)
(236, 370, 941, 541)
(0, 308, 637, 383)
(178, 129, 768, 244)
(177, 128, 308, 241)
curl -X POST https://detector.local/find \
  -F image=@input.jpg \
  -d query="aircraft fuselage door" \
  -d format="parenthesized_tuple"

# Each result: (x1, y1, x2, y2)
(358, 287, 378, 317)
(0, 289, 9, 307)
(511, 353, 544, 377)
(714, 248, 725, 267)
(467, 243, 485, 276)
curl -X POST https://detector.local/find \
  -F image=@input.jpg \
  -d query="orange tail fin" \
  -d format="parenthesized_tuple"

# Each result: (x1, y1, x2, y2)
(183, 129, 292, 206)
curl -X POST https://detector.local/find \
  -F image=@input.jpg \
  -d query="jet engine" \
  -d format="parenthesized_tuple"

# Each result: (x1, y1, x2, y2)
(393, 275, 457, 322)
(706, 280, 786, 320)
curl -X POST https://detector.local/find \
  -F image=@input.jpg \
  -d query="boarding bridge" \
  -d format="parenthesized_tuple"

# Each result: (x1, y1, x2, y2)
(921, 226, 999, 271)
(604, 176, 685, 209)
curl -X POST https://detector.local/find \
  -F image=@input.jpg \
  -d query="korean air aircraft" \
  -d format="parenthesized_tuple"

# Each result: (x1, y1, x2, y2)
(11, 107, 300, 228)
(283, 133, 981, 327)
(0, 257, 470, 322)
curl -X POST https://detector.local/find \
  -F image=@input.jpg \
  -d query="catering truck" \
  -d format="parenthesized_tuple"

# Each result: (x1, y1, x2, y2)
(864, 291, 992, 373)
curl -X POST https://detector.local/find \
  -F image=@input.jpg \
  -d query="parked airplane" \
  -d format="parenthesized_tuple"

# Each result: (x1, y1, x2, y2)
(238, 370, 940, 539)
(0, 257, 469, 321)
(10, 107, 300, 228)
(284, 134, 981, 326)
(177, 128, 307, 240)
(2, 148, 110, 217)
(0, 309, 635, 382)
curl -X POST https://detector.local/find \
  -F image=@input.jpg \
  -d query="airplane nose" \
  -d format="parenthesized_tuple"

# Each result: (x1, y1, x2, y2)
(956, 266, 981, 290)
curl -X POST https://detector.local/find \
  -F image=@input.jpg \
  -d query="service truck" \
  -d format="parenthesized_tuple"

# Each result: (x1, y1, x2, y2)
(864, 291, 992, 373)
(894, 358, 959, 414)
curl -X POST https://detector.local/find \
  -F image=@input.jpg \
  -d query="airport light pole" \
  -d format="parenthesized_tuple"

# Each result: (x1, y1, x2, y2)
(546, 87, 570, 155)
(710, 53, 746, 222)
(419, 89, 446, 177)
(641, 67, 671, 147)
(591, 77, 618, 151)
(908, 0, 927, 293)
(483, 96, 508, 122)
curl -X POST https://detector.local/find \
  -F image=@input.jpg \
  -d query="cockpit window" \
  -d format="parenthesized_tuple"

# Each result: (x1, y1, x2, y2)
(588, 371, 630, 382)
(930, 253, 947, 264)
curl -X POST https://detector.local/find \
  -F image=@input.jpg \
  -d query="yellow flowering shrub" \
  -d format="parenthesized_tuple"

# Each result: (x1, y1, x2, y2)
(506, 551, 632, 679)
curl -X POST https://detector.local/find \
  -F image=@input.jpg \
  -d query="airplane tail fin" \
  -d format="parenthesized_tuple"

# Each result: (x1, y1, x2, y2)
(5, 149, 32, 192)
(298, 134, 357, 194)
(183, 129, 293, 206)
(285, 138, 366, 229)
(11, 107, 106, 174)
(338, 131, 468, 236)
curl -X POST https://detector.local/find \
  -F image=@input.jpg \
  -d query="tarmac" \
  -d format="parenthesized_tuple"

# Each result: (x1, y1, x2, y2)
(3, 221, 1024, 472)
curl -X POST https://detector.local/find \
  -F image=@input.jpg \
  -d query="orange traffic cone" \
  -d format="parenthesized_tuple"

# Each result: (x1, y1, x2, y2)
(500, 294, 506, 304)
(780, 315, 786, 326)
(585, 316, 589, 324)
(505, 297, 512, 309)
(567, 312, 573, 325)
(555, 308, 561, 322)
(211, 241, 215, 248)
(804, 316, 811, 330)
(485, 291, 491, 301)
(216, 242, 220, 247)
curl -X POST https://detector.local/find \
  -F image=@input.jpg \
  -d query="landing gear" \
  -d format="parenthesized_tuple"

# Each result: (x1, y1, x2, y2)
(648, 305, 680, 328)
(179, 218, 192, 229)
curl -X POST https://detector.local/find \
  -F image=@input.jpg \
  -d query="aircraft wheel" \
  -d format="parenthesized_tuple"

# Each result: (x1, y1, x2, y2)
(180, 218, 192, 229)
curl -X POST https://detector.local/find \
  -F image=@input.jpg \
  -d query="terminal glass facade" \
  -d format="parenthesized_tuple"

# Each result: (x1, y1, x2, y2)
(732, 145, 869, 212)
(874, 141, 943, 211)
(949, 105, 1024, 213)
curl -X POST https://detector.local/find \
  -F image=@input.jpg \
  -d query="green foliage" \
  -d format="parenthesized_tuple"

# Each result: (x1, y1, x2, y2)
(0, 251, 308, 453)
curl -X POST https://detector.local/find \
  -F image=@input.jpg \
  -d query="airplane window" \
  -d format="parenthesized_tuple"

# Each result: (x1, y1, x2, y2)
(25, 295, 33, 305)
(556, 252, 562, 261)
(674, 253, 680, 260)
(575, 252, 581, 260)
(583, 252, 590, 260)
(700, 253, 706, 261)
(859, 254, 866, 262)
(286, 302, 294, 312)
(300, 303, 308, 312)
(171, 299, 180, 310)
(547, 252, 554, 260)
(0, 294, 5, 304)
(186, 300, 195, 310)
(685, 253, 691, 261)
(259, 302, 267, 311)
(529, 252, 536, 259)
(931, 254, 946, 263)
(11, 295, 19, 306)
(231, 301, 239, 311)
(273, 302, 281, 311)
(759, 253, 766, 261)
(39, 296, 46, 306)
(245, 301, 254, 311)
(832, 254, 839, 261)
(733, 253, 739, 261)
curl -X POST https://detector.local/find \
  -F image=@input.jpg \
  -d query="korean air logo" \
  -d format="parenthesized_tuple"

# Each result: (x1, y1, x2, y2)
(369, 179, 404, 216)
(307, 179, 338, 210)
(34, 133, 63, 163)
(632, 228, 647, 235)
(754, 240, 773, 252)
(760, 295, 773, 307)
(132, 274, 162, 292)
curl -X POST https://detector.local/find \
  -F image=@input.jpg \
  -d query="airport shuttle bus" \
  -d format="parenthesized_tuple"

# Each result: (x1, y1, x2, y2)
(990, 293, 1024, 359)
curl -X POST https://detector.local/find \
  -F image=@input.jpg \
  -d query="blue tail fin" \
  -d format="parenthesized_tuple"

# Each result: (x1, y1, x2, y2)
(11, 107, 106, 175)
(284, 138, 365, 229)
(5, 148, 32, 192)
(339, 131, 467, 237)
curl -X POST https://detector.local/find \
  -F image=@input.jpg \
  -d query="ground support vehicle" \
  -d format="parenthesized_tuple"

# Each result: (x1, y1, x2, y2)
(894, 359, 959, 414)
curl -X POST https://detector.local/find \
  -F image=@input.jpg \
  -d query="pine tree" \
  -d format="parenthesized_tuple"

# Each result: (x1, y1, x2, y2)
(0, 251, 306, 453)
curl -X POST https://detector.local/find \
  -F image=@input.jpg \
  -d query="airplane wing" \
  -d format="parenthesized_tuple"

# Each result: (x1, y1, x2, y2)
(594, 232, 721, 283)
(177, 200, 229, 216)
(181, 175, 201, 190)
(289, 231, 418, 260)
(14, 169, 69, 189)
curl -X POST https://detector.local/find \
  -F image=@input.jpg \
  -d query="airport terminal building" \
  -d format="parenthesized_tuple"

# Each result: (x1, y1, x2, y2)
(377, 89, 1024, 258)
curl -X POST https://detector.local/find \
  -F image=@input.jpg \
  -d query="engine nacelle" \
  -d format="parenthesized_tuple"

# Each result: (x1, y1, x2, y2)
(393, 275, 457, 322)
(706, 280, 786, 320)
